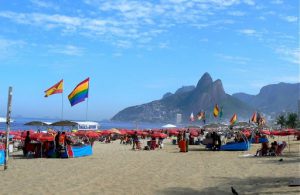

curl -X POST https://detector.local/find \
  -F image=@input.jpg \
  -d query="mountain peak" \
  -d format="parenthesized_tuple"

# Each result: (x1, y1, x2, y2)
(196, 72, 213, 89)
(212, 79, 226, 99)
(175, 86, 195, 94)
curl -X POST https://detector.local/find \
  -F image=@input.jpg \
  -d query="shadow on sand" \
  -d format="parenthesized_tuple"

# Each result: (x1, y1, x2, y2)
(158, 176, 300, 195)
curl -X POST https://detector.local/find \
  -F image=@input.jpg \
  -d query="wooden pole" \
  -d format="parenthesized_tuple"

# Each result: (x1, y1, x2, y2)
(4, 87, 12, 170)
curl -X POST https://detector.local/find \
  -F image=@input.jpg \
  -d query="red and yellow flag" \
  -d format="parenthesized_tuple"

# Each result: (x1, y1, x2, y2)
(230, 113, 237, 125)
(44, 79, 63, 97)
(213, 104, 219, 117)
(251, 112, 257, 123)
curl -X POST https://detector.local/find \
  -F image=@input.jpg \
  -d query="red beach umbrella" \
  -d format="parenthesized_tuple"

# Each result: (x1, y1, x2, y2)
(151, 133, 167, 138)
(38, 134, 55, 142)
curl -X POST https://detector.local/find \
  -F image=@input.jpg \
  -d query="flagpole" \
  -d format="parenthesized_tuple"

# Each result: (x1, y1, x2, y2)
(86, 97, 89, 121)
(61, 92, 64, 120)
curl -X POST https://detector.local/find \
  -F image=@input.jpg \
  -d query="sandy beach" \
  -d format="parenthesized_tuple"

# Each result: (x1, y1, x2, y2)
(1, 137, 299, 195)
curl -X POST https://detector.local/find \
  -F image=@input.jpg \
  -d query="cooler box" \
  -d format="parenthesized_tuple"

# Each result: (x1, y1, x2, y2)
(179, 140, 186, 152)
(0, 150, 4, 165)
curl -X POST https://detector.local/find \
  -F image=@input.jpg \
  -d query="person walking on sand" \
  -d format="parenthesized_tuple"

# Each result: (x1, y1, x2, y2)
(132, 131, 138, 150)
(184, 129, 190, 152)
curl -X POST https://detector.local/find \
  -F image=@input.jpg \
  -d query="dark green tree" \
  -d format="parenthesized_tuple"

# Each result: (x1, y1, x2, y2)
(286, 113, 298, 128)
(276, 114, 286, 128)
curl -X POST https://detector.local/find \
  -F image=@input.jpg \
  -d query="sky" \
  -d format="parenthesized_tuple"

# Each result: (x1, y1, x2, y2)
(0, 0, 299, 121)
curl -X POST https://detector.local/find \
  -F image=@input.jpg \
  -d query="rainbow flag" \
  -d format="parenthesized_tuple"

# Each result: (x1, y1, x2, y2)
(197, 111, 205, 120)
(230, 113, 237, 125)
(44, 79, 63, 97)
(68, 78, 89, 106)
(213, 104, 219, 117)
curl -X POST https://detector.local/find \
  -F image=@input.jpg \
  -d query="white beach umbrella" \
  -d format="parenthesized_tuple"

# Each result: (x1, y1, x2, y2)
(162, 124, 177, 128)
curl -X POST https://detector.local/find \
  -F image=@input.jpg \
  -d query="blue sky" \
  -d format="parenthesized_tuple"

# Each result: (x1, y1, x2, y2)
(0, 0, 299, 121)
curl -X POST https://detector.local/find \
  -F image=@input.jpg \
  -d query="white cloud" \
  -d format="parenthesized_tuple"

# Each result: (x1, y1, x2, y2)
(0, 1, 273, 49)
(48, 45, 84, 56)
(216, 53, 251, 64)
(271, 0, 283, 4)
(239, 29, 257, 36)
(113, 40, 132, 48)
(281, 16, 298, 23)
(0, 38, 26, 59)
(275, 47, 300, 65)
(228, 11, 246, 16)
(243, 0, 255, 6)
(30, 0, 59, 10)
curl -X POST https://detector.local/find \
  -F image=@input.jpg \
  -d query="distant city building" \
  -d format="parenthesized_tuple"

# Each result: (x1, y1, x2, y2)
(176, 113, 182, 124)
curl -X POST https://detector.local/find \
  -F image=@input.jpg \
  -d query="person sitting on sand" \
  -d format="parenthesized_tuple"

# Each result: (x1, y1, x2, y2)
(269, 141, 278, 156)
(255, 142, 269, 156)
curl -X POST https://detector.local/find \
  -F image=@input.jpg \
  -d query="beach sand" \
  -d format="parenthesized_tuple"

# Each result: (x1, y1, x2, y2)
(1, 136, 299, 195)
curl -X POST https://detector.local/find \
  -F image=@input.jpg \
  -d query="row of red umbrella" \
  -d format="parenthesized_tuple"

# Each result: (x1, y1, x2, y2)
(240, 129, 299, 137)
(260, 129, 299, 136)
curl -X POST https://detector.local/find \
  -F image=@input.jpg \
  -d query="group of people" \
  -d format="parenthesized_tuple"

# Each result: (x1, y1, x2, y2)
(22, 130, 70, 158)
(255, 140, 287, 156)
(118, 131, 165, 150)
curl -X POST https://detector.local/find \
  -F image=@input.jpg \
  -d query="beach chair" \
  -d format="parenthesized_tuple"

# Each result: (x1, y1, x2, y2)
(276, 141, 287, 156)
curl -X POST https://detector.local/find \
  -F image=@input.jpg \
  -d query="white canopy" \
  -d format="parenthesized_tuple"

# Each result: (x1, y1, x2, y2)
(162, 124, 177, 128)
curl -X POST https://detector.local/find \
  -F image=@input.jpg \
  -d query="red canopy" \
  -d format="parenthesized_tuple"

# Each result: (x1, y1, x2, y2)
(38, 134, 55, 142)
(270, 129, 298, 136)
(151, 133, 167, 138)
(75, 131, 100, 138)
(260, 130, 271, 135)
(168, 130, 179, 136)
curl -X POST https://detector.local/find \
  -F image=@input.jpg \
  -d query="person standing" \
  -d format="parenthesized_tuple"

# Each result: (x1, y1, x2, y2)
(132, 131, 138, 150)
(23, 131, 31, 157)
(185, 129, 190, 152)
(55, 131, 61, 157)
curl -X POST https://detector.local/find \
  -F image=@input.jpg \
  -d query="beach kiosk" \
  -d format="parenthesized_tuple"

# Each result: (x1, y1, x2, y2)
(76, 121, 100, 131)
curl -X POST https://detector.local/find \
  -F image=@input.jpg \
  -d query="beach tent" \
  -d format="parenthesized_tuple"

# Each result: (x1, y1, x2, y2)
(162, 124, 177, 128)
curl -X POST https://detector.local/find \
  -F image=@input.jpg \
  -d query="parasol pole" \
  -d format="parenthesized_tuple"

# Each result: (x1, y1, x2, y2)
(288, 134, 290, 153)
(4, 87, 12, 170)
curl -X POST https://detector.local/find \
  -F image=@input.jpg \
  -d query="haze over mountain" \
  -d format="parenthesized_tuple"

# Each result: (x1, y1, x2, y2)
(233, 82, 300, 114)
(112, 73, 254, 123)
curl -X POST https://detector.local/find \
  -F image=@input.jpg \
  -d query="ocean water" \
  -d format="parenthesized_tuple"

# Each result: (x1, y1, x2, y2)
(0, 117, 170, 131)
